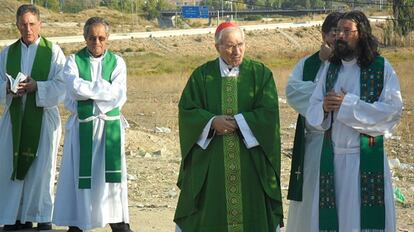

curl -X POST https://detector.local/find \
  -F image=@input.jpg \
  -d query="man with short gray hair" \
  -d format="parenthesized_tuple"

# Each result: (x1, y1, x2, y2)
(174, 21, 283, 231)
(53, 17, 131, 232)
(0, 4, 66, 231)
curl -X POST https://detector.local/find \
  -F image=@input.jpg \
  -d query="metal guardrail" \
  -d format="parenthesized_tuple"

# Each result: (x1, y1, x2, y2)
(160, 8, 331, 17)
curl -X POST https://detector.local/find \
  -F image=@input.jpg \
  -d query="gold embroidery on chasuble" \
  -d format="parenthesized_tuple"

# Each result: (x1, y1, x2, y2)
(222, 76, 243, 232)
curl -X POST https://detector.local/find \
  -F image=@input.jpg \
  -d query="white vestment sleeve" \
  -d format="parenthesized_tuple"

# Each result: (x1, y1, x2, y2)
(35, 44, 66, 107)
(336, 60, 403, 137)
(95, 55, 127, 114)
(234, 113, 259, 148)
(286, 57, 318, 116)
(64, 53, 127, 114)
(0, 80, 6, 106)
(65, 55, 112, 101)
(306, 64, 331, 131)
(0, 47, 8, 106)
(196, 116, 215, 149)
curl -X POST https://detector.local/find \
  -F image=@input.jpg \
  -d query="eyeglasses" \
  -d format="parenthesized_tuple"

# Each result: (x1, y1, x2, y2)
(335, 29, 358, 36)
(221, 42, 244, 51)
(87, 36, 107, 42)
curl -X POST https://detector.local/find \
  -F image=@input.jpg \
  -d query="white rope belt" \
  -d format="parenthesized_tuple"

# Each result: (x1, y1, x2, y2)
(78, 114, 120, 123)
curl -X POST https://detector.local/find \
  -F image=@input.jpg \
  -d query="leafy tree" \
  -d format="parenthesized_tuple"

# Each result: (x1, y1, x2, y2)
(34, 0, 61, 11)
(60, 0, 100, 13)
(393, 0, 414, 35)
(199, 0, 222, 11)
(142, 0, 173, 19)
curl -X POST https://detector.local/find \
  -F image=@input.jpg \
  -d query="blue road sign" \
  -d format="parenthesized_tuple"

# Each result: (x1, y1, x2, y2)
(182, 6, 209, 19)
(199, 6, 209, 18)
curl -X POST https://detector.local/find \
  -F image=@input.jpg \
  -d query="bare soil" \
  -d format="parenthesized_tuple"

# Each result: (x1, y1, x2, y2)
(0, 1, 412, 230)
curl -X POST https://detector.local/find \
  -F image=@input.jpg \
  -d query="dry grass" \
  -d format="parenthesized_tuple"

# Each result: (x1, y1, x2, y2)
(0, 5, 412, 228)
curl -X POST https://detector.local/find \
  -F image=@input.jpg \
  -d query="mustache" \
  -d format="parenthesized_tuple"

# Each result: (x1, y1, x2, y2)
(335, 39, 348, 47)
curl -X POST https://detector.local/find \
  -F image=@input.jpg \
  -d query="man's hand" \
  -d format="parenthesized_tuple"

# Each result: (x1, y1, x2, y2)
(212, 115, 238, 135)
(6, 79, 25, 97)
(18, 76, 37, 94)
(319, 42, 333, 61)
(323, 90, 345, 113)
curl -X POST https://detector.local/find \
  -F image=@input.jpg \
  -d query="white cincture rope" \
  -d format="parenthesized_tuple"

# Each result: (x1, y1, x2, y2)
(78, 114, 120, 123)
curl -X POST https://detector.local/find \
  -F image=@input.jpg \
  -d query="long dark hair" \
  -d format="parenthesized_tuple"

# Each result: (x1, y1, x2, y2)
(330, 10, 380, 67)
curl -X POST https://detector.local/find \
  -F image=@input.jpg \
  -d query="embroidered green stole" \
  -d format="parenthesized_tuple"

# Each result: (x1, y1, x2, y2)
(222, 75, 244, 231)
(7, 37, 52, 180)
(288, 51, 321, 201)
(75, 48, 122, 189)
(319, 56, 385, 232)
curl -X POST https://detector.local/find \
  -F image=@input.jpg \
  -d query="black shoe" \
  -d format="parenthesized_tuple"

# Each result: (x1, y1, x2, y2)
(3, 224, 18, 231)
(109, 222, 133, 232)
(3, 221, 32, 231)
(17, 221, 32, 230)
(67, 226, 82, 232)
(37, 223, 52, 231)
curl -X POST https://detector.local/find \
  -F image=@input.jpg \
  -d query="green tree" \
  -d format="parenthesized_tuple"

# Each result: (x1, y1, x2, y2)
(34, 0, 61, 11)
(60, 0, 100, 13)
(393, 0, 414, 36)
(142, 0, 173, 20)
(199, 0, 221, 10)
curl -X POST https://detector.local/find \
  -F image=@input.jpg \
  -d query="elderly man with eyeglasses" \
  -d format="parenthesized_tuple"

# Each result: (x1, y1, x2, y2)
(52, 17, 132, 232)
(174, 21, 283, 232)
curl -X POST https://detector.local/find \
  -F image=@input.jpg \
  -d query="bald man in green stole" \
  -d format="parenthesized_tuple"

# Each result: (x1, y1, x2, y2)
(0, 4, 66, 231)
(174, 22, 283, 232)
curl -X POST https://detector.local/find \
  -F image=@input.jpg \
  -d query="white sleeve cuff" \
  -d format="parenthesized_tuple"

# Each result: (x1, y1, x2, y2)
(234, 113, 259, 149)
(337, 93, 359, 122)
(321, 112, 333, 130)
(197, 117, 215, 150)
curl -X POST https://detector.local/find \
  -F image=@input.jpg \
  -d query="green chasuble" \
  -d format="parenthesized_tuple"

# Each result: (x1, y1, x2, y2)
(174, 58, 283, 232)
(75, 48, 122, 189)
(287, 51, 321, 201)
(6, 37, 53, 180)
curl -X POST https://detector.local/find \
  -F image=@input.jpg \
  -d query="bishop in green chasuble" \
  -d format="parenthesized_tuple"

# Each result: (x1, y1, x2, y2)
(174, 22, 283, 232)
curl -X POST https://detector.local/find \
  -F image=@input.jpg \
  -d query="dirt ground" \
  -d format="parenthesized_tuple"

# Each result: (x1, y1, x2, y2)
(0, 3, 413, 231)
(71, 30, 412, 231)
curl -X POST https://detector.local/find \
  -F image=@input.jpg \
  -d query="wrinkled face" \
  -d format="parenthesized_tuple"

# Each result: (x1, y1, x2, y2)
(334, 19, 360, 60)
(86, 23, 108, 57)
(215, 29, 245, 67)
(17, 12, 41, 45)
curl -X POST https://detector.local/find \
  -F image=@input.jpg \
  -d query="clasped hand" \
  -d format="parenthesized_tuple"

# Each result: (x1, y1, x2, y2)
(212, 115, 238, 135)
(323, 90, 345, 113)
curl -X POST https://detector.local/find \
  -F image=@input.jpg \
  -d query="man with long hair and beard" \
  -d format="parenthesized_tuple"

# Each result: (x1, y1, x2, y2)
(306, 10, 403, 232)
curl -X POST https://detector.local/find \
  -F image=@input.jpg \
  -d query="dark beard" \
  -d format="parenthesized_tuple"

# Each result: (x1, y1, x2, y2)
(334, 40, 356, 61)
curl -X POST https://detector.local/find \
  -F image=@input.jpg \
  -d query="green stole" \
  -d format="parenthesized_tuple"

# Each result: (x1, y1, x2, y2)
(288, 51, 321, 200)
(319, 56, 385, 232)
(75, 47, 122, 189)
(6, 37, 52, 180)
(222, 75, 244, 231)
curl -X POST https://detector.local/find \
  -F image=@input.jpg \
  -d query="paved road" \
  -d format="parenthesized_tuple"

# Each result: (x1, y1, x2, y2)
(0, 16, 387, 47)
(0, 21, 324, 46)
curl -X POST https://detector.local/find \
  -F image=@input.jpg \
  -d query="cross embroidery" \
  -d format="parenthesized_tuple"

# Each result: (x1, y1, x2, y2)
(295, 166, 302, 180)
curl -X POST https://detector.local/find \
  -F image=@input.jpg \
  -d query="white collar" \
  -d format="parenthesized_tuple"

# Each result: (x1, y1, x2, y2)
(219, 57, 239, 77)
(20, 36, 41, 48)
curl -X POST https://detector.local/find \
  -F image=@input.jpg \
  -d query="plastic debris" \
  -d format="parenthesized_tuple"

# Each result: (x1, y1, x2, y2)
(394, 187, 405, 204)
